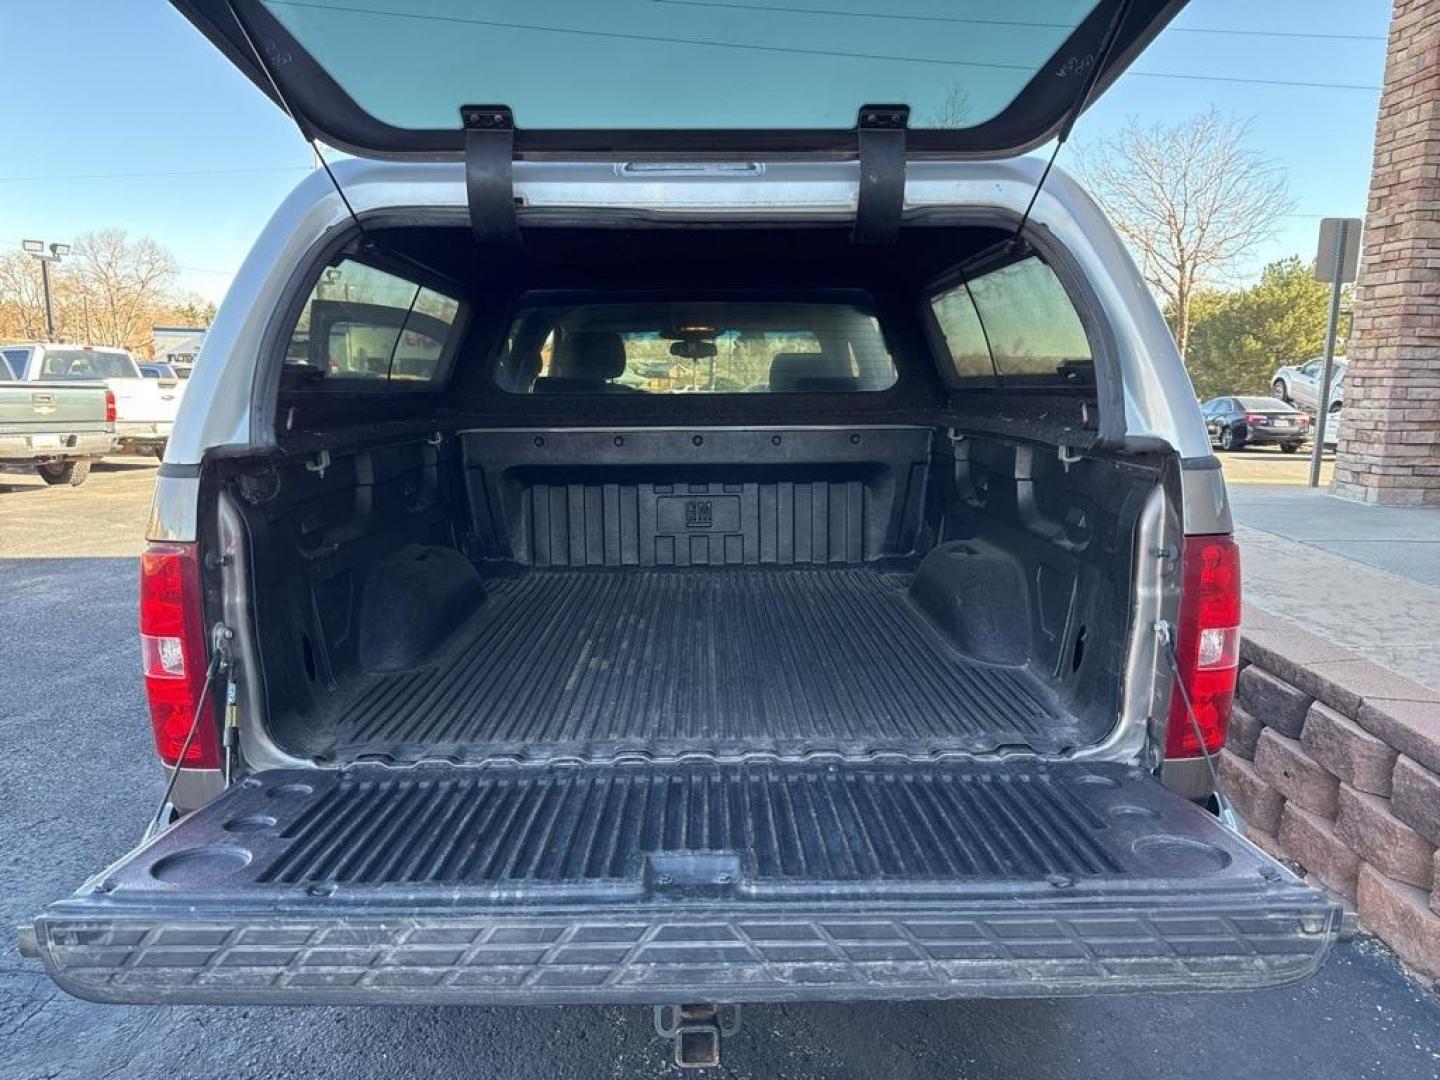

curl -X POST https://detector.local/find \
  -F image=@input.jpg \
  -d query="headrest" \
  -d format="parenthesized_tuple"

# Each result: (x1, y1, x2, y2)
(554, 331, 627, 381)
(767, 352, 858, 393)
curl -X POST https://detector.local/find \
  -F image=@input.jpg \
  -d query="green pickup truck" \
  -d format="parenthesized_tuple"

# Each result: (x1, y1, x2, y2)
(0, 359, 115, 486)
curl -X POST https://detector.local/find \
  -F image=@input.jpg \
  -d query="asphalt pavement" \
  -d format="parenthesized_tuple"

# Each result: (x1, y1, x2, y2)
(2, 462, 1439, 1080)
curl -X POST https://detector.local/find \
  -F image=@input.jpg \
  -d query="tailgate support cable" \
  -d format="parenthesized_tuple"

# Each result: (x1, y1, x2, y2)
(1013, 0, 1133, 244)
(852, 105, 909, 245)
(1155, 620, 1237, 830)
(142, 626, 229, 841)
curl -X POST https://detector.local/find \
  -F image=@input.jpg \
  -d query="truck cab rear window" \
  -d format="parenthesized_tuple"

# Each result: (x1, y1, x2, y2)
(38, 350, 139, 380)
(494, 300, 897, 394)
(285, 259, 461, 385)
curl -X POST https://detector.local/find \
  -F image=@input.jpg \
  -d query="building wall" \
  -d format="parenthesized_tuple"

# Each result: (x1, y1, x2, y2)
(1332, 0, 1440, 505)
(1220, 616, 1440, 979)
(151, 326, 207, 365)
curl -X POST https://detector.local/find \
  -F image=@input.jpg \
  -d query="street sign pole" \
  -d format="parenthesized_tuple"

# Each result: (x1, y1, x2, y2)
(1309, 218, 1361, 488)
(1308, 235, 1346, 487)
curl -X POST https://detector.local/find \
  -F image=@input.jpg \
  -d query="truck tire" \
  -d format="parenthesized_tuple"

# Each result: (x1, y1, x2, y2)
(38, 458, 91, 487)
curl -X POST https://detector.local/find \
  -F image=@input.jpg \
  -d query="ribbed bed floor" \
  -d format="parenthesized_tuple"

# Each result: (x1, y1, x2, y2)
(324, 567, 1085, 764)
(257, 762, 1127, 887)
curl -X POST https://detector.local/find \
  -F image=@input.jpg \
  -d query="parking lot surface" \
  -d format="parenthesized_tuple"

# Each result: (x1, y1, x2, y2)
(1218, 443, 1336, 486)
(0, 456, 157, 557)
(2, 462, 1438, 1080)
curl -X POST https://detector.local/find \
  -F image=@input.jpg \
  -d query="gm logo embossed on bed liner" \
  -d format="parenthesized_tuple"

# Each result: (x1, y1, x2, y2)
(685, 500, 713, 528)
(657, 495, 740, 534)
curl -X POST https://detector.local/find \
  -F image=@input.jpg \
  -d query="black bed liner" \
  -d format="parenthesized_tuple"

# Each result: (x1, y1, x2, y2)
(320, 566, 1090, 765)
(33, 760, 1339, 1005)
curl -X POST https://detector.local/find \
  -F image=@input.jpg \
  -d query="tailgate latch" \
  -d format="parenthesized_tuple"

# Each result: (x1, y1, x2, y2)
(654, 1004, 741, 1069)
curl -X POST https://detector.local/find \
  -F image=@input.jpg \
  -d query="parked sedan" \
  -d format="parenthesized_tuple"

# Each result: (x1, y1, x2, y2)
(1272, 356, 1345, 414)
(1201, 395, 1311, 452)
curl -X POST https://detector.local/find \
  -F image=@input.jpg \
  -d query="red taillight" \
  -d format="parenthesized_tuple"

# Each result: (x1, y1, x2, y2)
(1244, 413, 1263, 424)
(1165, 534, 1242, 759)
(139, 542, 218, 768)
(104, 388, 116, 425)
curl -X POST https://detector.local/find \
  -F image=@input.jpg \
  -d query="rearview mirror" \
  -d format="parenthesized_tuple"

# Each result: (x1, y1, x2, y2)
(670, 339, 718, 360)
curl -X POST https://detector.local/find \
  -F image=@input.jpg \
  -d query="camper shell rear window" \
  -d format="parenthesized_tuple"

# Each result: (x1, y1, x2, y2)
(494, 298, 899, 395)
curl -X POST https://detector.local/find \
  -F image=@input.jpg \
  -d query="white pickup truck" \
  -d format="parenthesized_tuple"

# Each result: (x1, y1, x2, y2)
(2, 343, 180, 457)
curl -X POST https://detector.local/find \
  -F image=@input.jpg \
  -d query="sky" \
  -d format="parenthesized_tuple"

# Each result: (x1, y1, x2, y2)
(0, 1, 1391, 305)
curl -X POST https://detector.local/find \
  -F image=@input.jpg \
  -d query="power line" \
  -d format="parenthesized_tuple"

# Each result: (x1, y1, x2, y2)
(271, 1, 1385, 93)
(0, 165, 311, 183)
(1168, 25, 1383, 42)
(1, 239, 237, 279)
(1132, 71, 1378, 92)
(648, 0, 1388, 43)
(276, 1, 1036, 73)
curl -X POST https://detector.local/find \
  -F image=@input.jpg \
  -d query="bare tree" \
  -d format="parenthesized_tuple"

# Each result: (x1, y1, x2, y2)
(928, 83, 973, 129)
(0, 233, 214, 355)
(0, 252, 54, 341)
(64, 230, 179, 354)
(1075, 109, 1291, 358)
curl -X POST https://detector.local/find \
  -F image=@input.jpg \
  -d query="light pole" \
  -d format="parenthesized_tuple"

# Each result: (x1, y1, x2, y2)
(21, 239, 71, 342)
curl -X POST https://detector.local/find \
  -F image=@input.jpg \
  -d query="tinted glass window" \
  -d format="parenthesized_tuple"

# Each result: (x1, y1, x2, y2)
(1237, 397, 1292, 411)
(263, 0, 1101, 133)
(495, 300, 897, 394)
(0, 352, 23, 379)
(38, 350, 139, 379)
(930, 256, 1092, 381)
(287, 260, 461, 385)
(929, 284, 992, 378)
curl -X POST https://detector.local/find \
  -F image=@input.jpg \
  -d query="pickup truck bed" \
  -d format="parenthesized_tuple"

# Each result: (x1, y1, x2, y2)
(323, 564, 1078, 766)
(22, 426, 1335, 1006)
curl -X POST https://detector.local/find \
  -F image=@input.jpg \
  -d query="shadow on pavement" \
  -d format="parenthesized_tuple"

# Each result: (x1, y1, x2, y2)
(92, 460, 162, 472)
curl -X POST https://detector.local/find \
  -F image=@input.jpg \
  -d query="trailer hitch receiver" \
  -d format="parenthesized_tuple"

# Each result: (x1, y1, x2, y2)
(654, 1003, 741, 1068)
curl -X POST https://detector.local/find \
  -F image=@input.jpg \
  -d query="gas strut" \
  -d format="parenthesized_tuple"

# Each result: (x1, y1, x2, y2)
(1013, 0, 1134, 245)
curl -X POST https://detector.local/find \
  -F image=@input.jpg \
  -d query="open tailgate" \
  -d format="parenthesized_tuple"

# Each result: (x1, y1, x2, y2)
(30, 760, 1339, 1005)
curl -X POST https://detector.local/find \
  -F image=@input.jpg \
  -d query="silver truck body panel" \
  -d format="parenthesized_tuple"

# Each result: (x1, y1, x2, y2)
(166, 157, 1212, 470)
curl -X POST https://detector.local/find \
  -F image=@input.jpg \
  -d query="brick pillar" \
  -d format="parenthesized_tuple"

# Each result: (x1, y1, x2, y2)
(1332, 0, 1440, 505)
